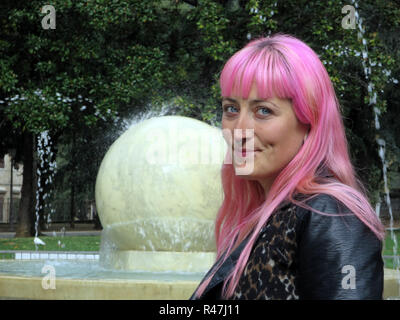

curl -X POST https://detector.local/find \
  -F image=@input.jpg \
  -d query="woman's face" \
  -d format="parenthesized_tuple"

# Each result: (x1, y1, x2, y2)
(221, 82, 309, 193)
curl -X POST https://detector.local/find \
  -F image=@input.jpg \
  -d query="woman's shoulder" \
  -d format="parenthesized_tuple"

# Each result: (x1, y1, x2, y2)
(293, 193, 353, 219)
(291, 193, 381, 245)
(291, 193, 384, 299)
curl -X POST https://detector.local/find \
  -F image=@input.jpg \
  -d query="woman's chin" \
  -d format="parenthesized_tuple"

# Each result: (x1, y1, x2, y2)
(233, 162, 258, 178)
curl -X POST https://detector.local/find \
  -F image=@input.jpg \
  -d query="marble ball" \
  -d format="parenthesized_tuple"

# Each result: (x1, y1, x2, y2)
(95, 115, 227, 252)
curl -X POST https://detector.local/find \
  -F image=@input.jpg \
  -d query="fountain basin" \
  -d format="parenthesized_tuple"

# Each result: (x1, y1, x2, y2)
(101, 250, 216, 273)
(0, 259, 203, 300)
(0, 259, 398, 299)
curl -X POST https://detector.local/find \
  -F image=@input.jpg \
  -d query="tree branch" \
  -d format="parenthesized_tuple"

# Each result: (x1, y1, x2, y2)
(181, 0, 198, 7)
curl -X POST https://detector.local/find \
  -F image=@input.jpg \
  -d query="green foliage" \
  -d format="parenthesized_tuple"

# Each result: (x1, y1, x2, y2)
(0, 236, 101, 252)
(191, 0, 237, 62)
(246, 0, 278, 35)
(1, 0, 399, 219)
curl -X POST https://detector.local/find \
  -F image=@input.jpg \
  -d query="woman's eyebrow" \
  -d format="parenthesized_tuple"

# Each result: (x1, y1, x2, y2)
(221, 97, 268, 103)
(221, 97, 279, 109)
(250, 99, 268, 103)
(251, 99, 280, 109)
(221, 97, 237, 103)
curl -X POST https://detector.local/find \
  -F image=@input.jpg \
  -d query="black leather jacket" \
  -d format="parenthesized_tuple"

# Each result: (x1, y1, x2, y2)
(191, 194, 384, 300)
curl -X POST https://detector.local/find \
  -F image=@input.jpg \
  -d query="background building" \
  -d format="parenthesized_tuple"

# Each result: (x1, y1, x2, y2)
(0, 154, 23, 223)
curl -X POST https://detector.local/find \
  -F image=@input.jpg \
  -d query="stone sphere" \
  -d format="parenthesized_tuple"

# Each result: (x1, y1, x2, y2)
(95, 115, 227, 253)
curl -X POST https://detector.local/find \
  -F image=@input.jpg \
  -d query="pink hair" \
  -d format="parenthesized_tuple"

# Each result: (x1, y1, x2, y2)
(194, 33, 385, 299)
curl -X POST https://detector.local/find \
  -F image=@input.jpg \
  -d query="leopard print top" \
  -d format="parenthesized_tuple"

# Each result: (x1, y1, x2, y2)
(232, 202, 300, 300)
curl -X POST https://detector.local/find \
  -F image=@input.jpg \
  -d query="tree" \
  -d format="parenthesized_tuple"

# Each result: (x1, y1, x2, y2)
(1, 0, 399, 236)
(0, 0, 174, 236)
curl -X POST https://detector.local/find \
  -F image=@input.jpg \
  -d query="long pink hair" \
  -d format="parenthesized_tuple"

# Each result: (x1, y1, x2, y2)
(194, 33, 385, 299)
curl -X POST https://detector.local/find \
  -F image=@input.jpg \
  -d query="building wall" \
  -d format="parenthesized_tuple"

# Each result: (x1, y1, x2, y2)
(0, 154, 23, 223)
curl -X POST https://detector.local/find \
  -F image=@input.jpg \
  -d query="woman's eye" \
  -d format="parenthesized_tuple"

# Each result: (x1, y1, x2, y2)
(223, 105, 238, 113)
(257, 107, 271, 116)
(222, 105, 271, 117)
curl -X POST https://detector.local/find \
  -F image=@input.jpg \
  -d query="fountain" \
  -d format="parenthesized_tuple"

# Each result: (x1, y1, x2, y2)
(96, 116, 227, 274)
(0, 115, 228, 299)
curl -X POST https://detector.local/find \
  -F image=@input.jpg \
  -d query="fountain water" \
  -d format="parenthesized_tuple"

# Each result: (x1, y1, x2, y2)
(352, 0, 400, 297)
(34, 130, 57, 249)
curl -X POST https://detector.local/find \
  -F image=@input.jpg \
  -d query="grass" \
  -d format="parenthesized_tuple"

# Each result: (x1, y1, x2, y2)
(0, 236, 101, 252)
(383, 230, 400, 269)
(0, 231, 399, 269)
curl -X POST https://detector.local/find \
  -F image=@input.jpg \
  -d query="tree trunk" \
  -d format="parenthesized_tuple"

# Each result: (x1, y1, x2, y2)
(70, 130, 76, 229)
(15, 131, 35, 237)
(70, 183, 75, 229)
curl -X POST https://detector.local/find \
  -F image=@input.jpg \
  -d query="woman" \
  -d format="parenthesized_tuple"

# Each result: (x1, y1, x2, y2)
(191, 34, 385, 300)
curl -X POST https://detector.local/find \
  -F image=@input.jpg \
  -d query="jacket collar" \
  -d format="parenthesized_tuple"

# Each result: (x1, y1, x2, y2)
(197, 200, 293, 297)
(198, 233, 251, 297)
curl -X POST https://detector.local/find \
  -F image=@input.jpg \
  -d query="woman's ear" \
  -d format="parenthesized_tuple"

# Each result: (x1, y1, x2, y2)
(303, 132, 308, 143)
(303, 126, 310, 144)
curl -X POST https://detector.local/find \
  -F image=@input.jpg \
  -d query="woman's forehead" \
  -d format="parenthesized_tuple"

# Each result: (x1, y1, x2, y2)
(220, 49, 295, 101)
(225, 80, 284, 100)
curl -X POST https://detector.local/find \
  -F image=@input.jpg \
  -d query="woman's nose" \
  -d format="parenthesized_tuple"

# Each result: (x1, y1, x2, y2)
(233, 112, 254, 141)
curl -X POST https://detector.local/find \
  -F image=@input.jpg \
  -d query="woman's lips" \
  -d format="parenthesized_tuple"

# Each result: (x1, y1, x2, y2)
(234, 149, 261, 157)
